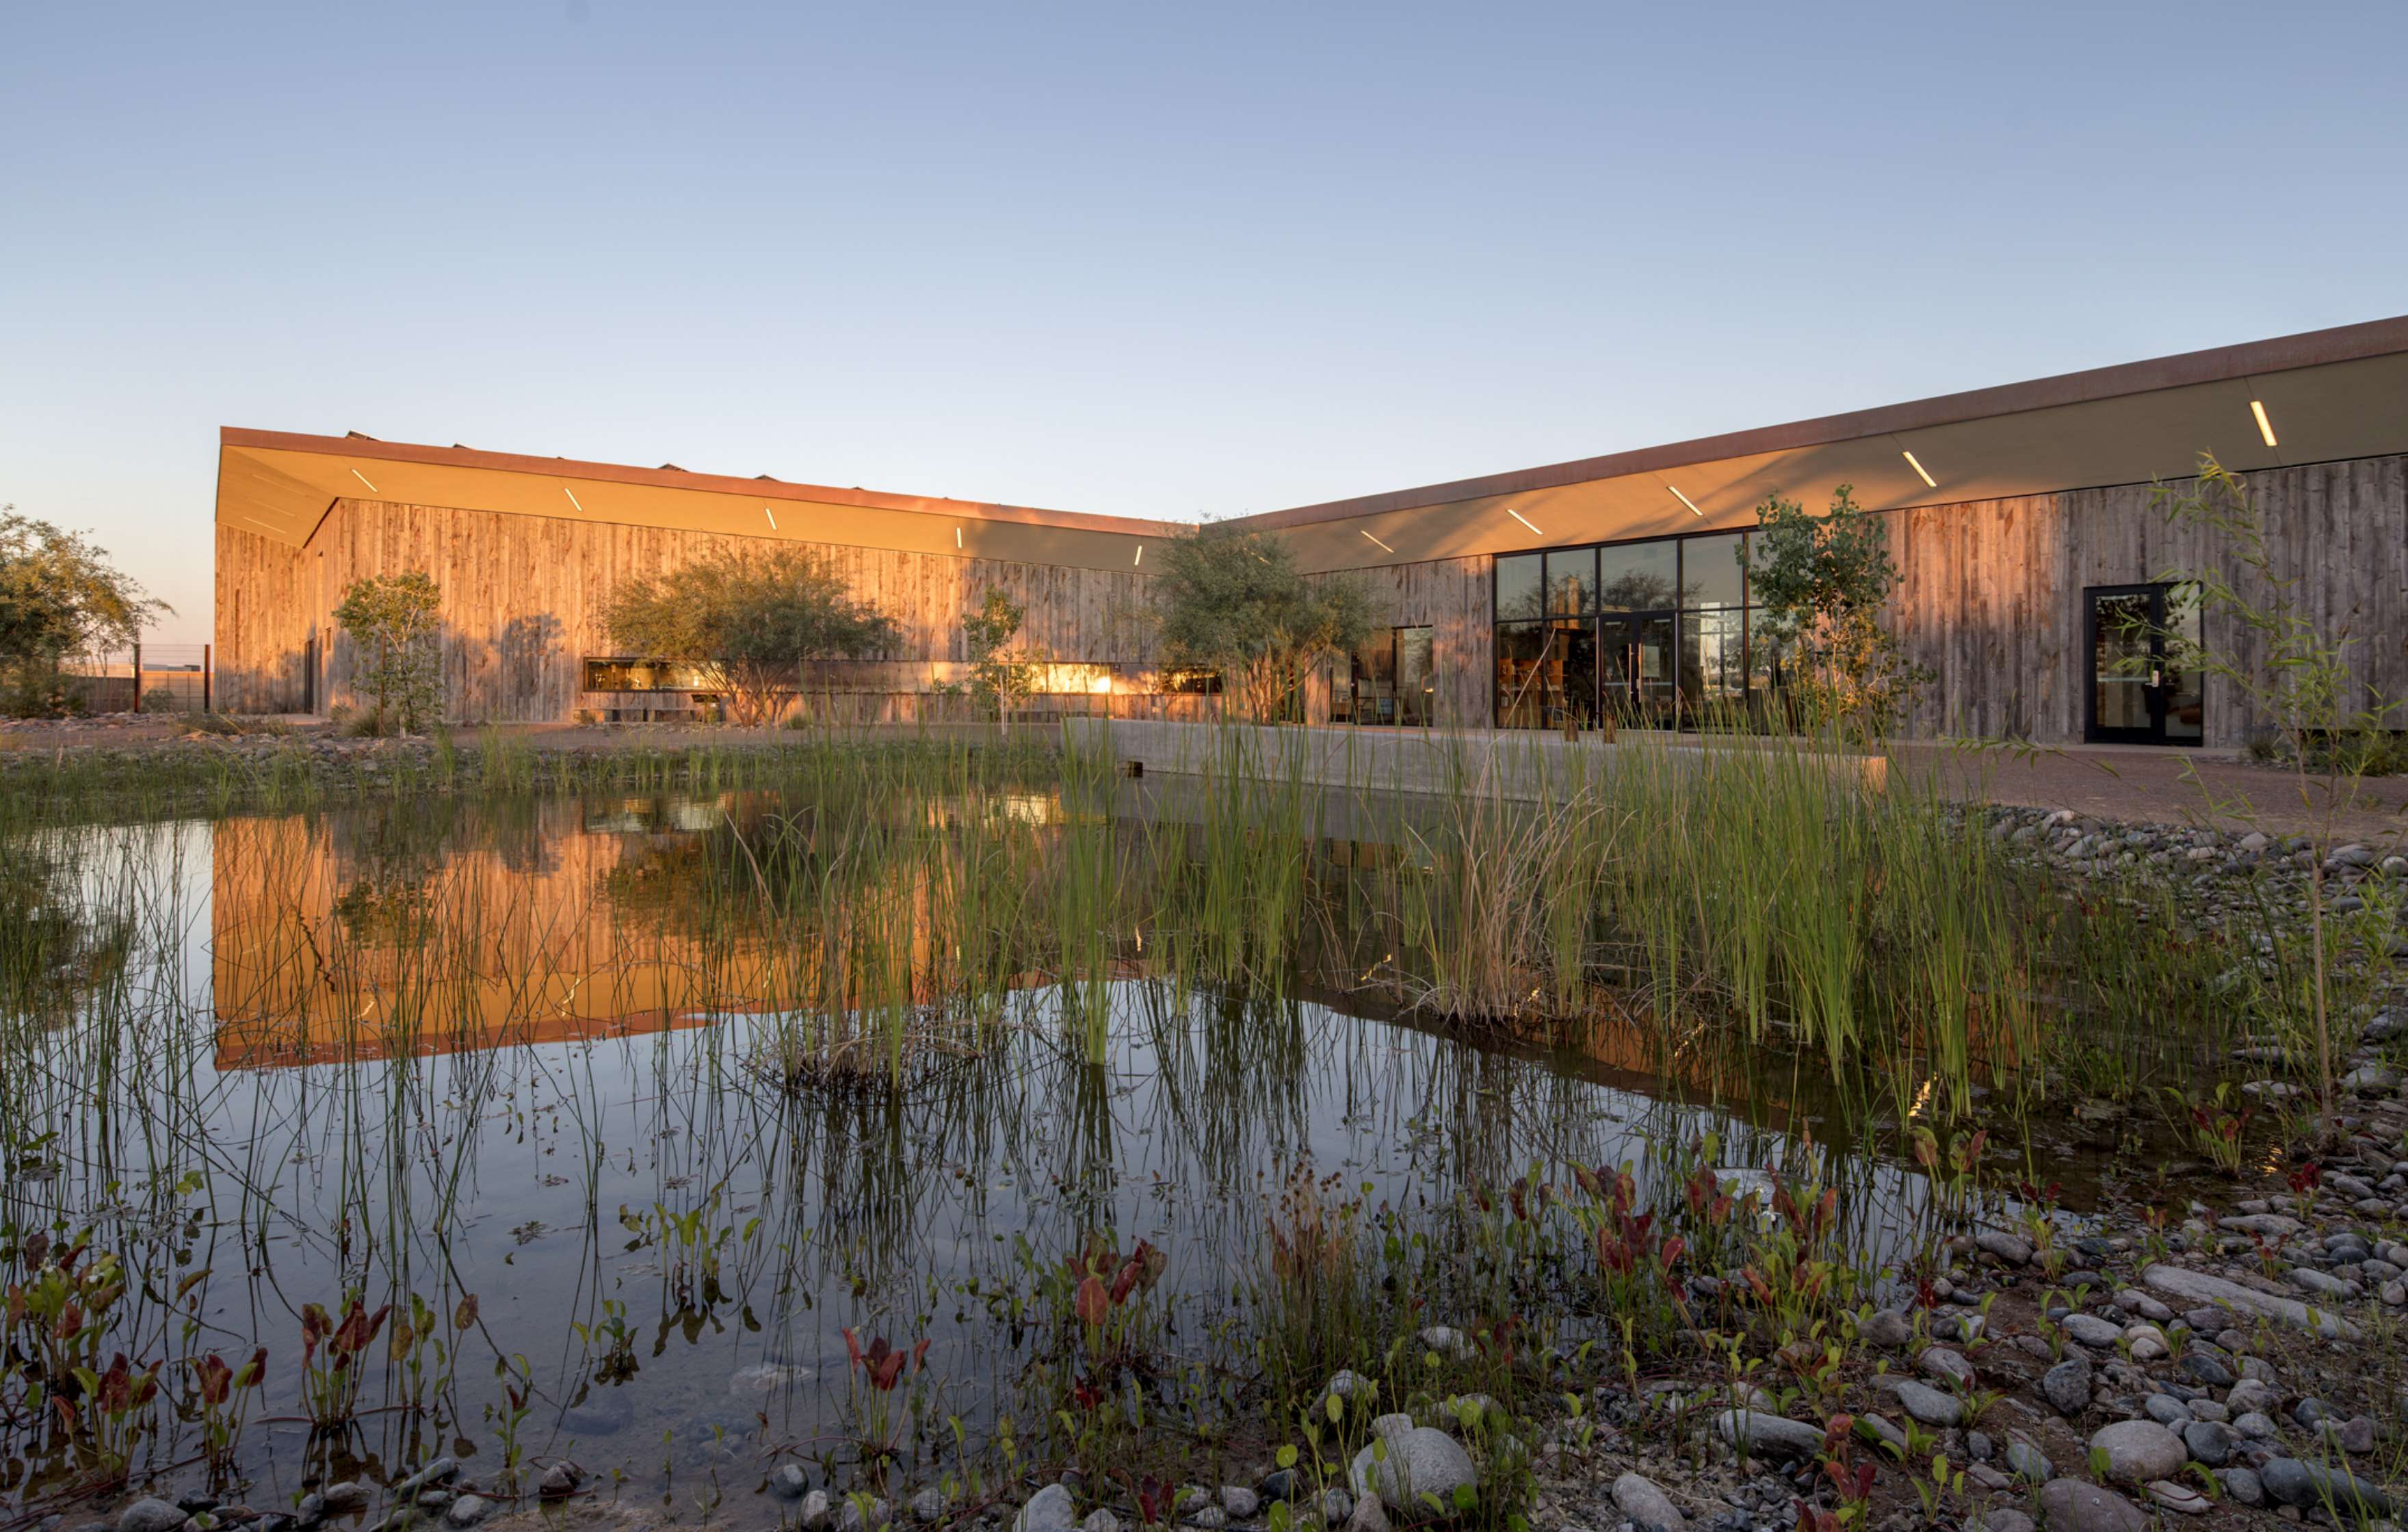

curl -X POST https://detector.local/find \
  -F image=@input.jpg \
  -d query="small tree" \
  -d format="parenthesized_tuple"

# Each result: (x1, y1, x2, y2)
(601, 546, 898, 726)
(333, 571, 443, 732)
(2153, 453, 2397, 1144)
(0, 508, 168, 715)
(962, 589, 1036, 722)
(1151, 523, 1376, 724)
(1744, 486, 1926, 738)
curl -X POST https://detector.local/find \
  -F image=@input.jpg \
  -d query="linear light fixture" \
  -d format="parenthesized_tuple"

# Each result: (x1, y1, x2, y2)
(1504, 506, 1543, 537)
(1666, 484, 1703, 517)
(955, 527, 963, 549)
(349, 467, 379, 494)
(2250, 399, 2278, 447)
(563, 486, 586, 513)
(1902, 449, 1937, 488)
(1133, 544, 1144, 567)
(763, 505, 778, 531)
(1360, 529, 1396, 553)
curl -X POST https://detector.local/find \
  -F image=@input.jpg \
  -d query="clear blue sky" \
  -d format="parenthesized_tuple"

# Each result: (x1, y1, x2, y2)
(6, 1, 2403, 644)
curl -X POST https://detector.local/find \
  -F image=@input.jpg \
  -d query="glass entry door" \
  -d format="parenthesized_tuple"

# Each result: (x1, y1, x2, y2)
(1599, 613, 1677, 726)
(2085, 584, 2203, 744)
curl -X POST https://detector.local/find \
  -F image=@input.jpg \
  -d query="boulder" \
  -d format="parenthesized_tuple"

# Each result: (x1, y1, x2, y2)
(2141, 1264, 2359, 1338)
(2034, 1479, 2146, 1532)
(2042, 1354, 2092, 1416)
(2258, 1457, 2393, 1518)
(1710, 1410, 1823, 1462)
(1608, 1473, 1684, 1532)
(1016, 1486, 1077, 1532)
(2087, 1420, 2186, 1484)
(1348, 1418, 1477, 1515)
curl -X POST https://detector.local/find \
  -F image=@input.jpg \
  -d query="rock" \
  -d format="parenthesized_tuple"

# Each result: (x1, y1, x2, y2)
(1340, 1490, 1385, 1532)
(2259, 1457, 2394, 1518)
(2003, 1440, 2051, 1483)
(2217, 1213, 2306, 1238)
(2232, 1411, 2277, 1439)
(770, 1468, 811, 1501)
(2142, 1263, 2359, 1338)
(391, 1462, 461, 1501)
(2181, 1419, 2232, 1466)
(1079, 1514, 1118, 1532)
(2177, 1352, 2233, 1388)
(319, 1487, 369, 1516)
(2043, 1354, 2093, 1416)
(1317, 1491, 1350, 1528)
(1855, 1309, 1912, 1349)
(1415, 1325, 1474, 1361)
(838, 1498, 891, 1532)
(1321, 1371, 1370, 1410)
(441, 1500, 488, 1529)
(121, 1503, 187, 1532)
(2124, 1322, 2169, 1362)
(1348, 1418, 1477, 1514)
(2088, 1420, 2186, 1484)
(1608, 1474, 1685, 1532)
(1710, 1410, 1824, 1462)
(1218, 1489, 1258, 1521)
(1886, 1378, 1963, 1427)
(2225, 1377, 2277, 1416)
(1918, 1346, 1974, 1386)
(2143, 1393, 2192, 1427)
(2326, 1413, 2378, 1453)
(1982, 1512, 2034, 1532)
(2062, 1313, 2123, 1348)
(2144, 1481, 2210, 1516)
(1975, 1230, 2034, 1265)
(1015, 1488, 1077, 1532)
(536, 1464, 583, 1499)
(910, 1490, 947, 1524)
(2219, 1467, 2264, 1506)
(798, 1491, 834, 1532)
(2034, 1479, 2146, 1532)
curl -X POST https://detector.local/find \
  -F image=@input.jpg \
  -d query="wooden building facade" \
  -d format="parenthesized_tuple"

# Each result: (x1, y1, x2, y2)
(215, 317, 2408, 745)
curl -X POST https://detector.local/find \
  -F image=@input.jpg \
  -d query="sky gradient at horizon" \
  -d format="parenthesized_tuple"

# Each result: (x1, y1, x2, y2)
(6, 1, 2405, 644)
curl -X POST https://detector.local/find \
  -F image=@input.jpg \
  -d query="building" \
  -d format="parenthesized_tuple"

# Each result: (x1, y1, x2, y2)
(216, 315, 2408, 745)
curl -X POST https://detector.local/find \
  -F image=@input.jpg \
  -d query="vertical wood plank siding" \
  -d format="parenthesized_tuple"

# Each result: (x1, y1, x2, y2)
(218, 455, 2405, 742)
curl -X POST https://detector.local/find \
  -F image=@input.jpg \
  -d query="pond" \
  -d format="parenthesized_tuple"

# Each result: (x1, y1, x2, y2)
(0, 760, 2214, 1524)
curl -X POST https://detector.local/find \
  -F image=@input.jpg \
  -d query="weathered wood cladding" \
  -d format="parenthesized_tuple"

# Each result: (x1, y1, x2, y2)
(1323, 453, 2406, 747)
(219, 499, 1162, 723)
(1892, 455, 2407, 746)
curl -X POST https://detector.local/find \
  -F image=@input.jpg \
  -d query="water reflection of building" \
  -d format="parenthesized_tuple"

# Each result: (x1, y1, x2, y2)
(207, 795, 954, 1070)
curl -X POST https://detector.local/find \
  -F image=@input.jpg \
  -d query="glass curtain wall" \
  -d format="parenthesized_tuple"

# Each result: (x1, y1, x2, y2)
(1336, 626, 1436, 726)
(1494, 531, 1758, 729)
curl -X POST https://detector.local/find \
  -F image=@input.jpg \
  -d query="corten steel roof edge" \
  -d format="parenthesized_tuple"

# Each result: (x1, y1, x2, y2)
(1227, 313, 2408, 531)
(218, 427, 1186, 540)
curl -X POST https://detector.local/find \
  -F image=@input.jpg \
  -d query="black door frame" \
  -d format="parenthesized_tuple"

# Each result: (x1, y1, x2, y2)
(1598, 610, 1679, 724)
(2083, 583, 2177, 744)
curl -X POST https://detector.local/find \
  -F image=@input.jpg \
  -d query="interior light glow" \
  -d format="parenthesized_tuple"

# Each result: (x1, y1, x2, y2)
(1504, 507, 1543, 537)
(350, 467, 379, 494)
(763, 505, 778, 531)
(1902, 449, 1937, 488)
(563, 486, 586, 513)
(1666, 484, 1703, 517)
(2250, 399, 2278, 447)
(1360, 529, 1396, 553)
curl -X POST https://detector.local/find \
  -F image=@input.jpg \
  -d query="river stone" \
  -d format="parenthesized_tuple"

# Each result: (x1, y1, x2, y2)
(1016, 1487, 1077, 1532)
(911, 1490, 947, 1524)
(2258, 1456, 2394, 1518)
(1342, 1488, 1385, 1532)
(2178, 1352, 2234, 1388)
(2218, 1466, 2264, 1507)
(1887, 1379, 1962, 1427)
(2181, 1419, 2232, 1466)
(771, 1467, 810, 1501)
(1855, 1308, 1912, 1349)
(2035, 1479, 2145, 1532)
(1079, 1514, 1119, 1532)
(2042, 1354, 2092, 1416)
(2062, 1313, 2123, 1348)
(2142, 1392, 2191, 1427)
(321, 1485, 370, 1514)
(120, 1503, 186, 1532)
(1711, 1410, 1823, 1462)
(1975, 1230, 2033, 1265)
(1918, 1346, 1974, 1386)
(442, 1498, 489, 1529)
(2145, 1481, 2210, 1516)
(1219, 1489, 1259, 1520)
(2224, 1376, 2277, 1416)
(2232, 1410, 2277, 1439)
(1982, 1512, 2034, 1532)
(2003, 1441, 2052, 1483)
(839, 1498, 891, 1532)
(1348, 1420, 1477, 1514)
(2141, 1263, 2359, 1338)
(799, 1490, 834, 1531)
(1608, 1473, 1684, 1532)
(2089, 1420, 2186, 1484)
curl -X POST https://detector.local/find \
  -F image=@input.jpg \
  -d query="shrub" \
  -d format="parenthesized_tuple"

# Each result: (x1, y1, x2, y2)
(333, 571, 443, 732)
(1151, 523, 1375, 724)
(1744, 486, 1926, 739)
(601, 547, 898, 726)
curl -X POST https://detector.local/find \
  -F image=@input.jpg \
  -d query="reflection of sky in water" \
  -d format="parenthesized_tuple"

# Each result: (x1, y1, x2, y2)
(4, 799, 1947, 1512)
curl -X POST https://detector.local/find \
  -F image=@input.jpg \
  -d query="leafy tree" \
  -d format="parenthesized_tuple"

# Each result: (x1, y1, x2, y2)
(1151, 522, 1376, 723)
(962, 588, 1036, 721)
(601, 546, 898, 726)
(2152, 454, 2398, 1144)
(0, 507, 168, 715)
(333, 571, 444, 733)
(1743, 486, 1926, 737)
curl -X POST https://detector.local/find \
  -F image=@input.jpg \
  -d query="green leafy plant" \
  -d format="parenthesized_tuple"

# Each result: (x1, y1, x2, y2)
(333, 570, 443, 732)
(962, 588, 1037, 721)
(1150, 522, 1376, 723)
(601, 546, 898, 726)
(1743, 485, 1928, 739)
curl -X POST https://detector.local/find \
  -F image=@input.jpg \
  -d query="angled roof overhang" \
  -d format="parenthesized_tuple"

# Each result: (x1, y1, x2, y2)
(215, 429, 1178, 572)
(1230, 314, 2408, 572)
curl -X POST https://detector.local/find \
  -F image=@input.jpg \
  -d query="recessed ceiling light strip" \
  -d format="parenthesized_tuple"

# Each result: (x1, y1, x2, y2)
(1902, 449, 1937, 488)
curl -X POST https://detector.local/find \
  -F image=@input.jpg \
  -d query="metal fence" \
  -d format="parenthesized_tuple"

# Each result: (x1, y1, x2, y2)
(52, 642, 214, 714)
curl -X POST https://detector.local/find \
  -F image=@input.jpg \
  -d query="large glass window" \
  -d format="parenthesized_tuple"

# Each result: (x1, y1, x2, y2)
(1495, 553, 1545, 620)
(1495, 530, 1766, 730)
(1597, 542, 1679, 611)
